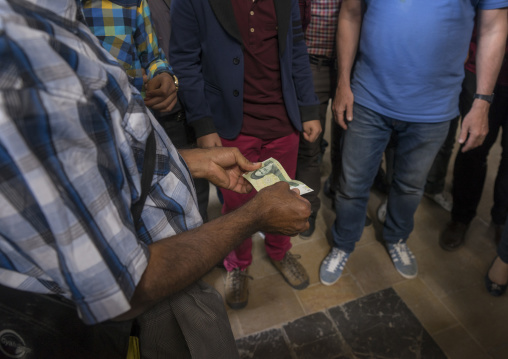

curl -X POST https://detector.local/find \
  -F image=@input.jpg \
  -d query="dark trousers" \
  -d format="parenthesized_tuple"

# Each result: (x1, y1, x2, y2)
(296, 58, 337, 214)
(157, 110, 210, 222)
(452, 70, 508, 226)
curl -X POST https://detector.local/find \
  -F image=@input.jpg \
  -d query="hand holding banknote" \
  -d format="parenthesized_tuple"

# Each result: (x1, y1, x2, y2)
(243, 158, 313, 195)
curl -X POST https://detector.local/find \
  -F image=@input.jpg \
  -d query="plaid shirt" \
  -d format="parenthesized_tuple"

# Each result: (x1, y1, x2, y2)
(305, 0, 342, 58)
(0, 0, 201, 325)
(82, 0, 172, 93)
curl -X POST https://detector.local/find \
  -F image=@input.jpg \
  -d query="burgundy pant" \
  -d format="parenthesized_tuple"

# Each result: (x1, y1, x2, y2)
(221, 131, 299, 271)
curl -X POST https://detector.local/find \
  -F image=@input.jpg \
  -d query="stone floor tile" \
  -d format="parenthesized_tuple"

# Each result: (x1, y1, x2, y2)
(328, 288, 446, 359)
(393, 278, 458, 335)
(236, 328, 292, 359)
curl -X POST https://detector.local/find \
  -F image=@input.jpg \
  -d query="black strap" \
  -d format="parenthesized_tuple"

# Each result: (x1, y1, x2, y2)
(131, 130, 156, 229)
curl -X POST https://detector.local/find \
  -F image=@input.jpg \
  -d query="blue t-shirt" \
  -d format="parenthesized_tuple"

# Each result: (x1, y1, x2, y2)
(351, 0, 508, 123)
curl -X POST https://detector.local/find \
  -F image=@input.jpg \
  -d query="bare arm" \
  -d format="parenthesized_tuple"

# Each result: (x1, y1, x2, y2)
(332, 0, 363, 130)
(115, 181, 311, 320)
(459, 8, 508, 152)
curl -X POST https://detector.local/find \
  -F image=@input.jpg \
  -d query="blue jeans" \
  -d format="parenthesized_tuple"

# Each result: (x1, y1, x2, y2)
(332, 103, 451, 253)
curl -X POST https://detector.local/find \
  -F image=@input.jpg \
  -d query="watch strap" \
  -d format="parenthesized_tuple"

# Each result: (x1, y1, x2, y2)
(473, 93, 494, 104)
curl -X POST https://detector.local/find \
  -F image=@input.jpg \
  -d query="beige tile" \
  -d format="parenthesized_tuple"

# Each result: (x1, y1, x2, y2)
(393, 278, 458, 335)
(291, 235, 332, 285)
(439, 285, 508, 353)
(232, 273, 305, 336)
(345, 242, 406, 295)
(297, 274, 364, 314)
(432, 325, 490, 359)
(227, 311, 244, 339)
(416, 245, 484, 298)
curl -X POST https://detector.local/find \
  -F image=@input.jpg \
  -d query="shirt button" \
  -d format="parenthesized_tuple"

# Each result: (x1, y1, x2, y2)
(250, 28, 255, 33)
(250, 11, 254, 15)
(233, 57, 240, 65)
(233, 90, 239, 97)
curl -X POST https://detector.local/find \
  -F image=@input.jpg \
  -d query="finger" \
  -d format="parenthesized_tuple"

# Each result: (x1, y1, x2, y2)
(302, 131, 311, 142)
(290, 188, 301, 195)
(233, 148, 261, 172)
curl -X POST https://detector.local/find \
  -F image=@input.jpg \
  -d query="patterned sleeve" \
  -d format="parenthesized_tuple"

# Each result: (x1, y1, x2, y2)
(135, 0, 173, 79)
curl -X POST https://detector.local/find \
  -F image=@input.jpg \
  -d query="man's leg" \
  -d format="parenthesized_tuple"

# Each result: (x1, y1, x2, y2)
(296, 62, 333, 237)
(320, 103, 391, 285)
(490, 84, 508, 230)
(442, 74, 505, 250)
(261, 132, 310, 289)
(383, 119, 450, 278)
(220, 134, 263, 309)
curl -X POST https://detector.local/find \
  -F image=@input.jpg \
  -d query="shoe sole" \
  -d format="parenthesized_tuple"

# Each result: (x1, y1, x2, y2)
(395, 270, 418, 279)
(283, 277, 309, 290)
(320, 277, 340, 286)
(226, 300, 248, 310)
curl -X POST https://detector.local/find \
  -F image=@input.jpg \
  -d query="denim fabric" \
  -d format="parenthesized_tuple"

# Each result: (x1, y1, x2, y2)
(332, 103, 450, 252)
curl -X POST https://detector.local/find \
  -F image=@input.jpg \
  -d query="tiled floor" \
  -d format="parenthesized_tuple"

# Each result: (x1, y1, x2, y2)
(202, 114, 507, 359)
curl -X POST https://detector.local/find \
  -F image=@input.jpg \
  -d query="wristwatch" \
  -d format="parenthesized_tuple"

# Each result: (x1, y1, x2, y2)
(473, 93, 494, 104)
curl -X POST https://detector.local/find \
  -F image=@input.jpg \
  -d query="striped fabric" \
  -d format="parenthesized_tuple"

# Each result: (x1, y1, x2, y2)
(0, 0, 201, 325)
(305, 0, 342, 58)
(82, 0, 172, 93)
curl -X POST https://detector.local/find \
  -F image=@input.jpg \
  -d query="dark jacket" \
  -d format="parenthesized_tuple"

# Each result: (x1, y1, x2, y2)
(169, 0, 319, 139)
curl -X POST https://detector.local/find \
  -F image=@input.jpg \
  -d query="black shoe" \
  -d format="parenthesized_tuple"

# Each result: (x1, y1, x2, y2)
(300, 214, 316, 238)
(440, 221, 468, 251)
(485, 259, 508, 297)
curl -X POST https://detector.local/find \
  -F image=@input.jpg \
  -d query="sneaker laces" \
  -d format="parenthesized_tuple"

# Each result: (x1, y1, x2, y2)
(325, 248, 346, 272)
(281, 252, 304, 279)
(391, 240, 412, 266)
(229, 269, 253, 294)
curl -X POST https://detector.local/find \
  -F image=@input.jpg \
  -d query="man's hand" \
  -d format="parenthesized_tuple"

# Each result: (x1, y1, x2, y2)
(179, 147, 261, 193)
(458, 100, 489, 152)
(197, 133, 222, 148)
(332, 82, 355, 130)
(302, 120, 322, 143)
(249, 182, 311, 236)
(144, 72, 178, 112)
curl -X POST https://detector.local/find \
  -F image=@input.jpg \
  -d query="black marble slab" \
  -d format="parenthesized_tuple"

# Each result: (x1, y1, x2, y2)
(235, 288, 447, 358)
(328, 288, 447, 359)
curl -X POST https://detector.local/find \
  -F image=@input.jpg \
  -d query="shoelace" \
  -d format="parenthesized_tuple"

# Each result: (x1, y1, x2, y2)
(281, 253, 304, 278)
(391, 240, 412, 266)
(229, 269, 253, 297)
(326, 248, 346, 272)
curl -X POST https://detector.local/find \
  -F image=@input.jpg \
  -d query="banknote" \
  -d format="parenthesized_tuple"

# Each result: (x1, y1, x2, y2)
(243, 157, 313, 195)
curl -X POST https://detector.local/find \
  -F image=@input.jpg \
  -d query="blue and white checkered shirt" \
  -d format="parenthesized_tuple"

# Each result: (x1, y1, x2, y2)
(0, 0, 202, 325)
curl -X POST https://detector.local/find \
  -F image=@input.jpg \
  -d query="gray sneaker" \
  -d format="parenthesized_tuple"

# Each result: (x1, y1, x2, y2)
(386, 239, 418, 279)
(377, 199, 387, 223)
(319, 247, 350, 286)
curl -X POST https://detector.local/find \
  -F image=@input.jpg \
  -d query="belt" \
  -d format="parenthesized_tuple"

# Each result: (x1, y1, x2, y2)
(309, 55, 335, 67)
(157, 109, 186, 122)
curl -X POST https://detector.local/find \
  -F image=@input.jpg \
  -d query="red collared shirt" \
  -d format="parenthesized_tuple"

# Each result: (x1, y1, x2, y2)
(232, 0, 294, 139)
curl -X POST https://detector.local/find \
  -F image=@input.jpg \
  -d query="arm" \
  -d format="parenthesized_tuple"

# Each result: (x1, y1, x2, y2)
(115, 183, 311, 320)
(290, 0, 321, 139)
(170, 0, 219, 145)
(135, 0, 177, 111)
(459, 8, 508, 152)
(332, 0, 363, 130)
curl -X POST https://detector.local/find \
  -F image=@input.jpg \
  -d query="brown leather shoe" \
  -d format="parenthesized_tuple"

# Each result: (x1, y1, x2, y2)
(270, 251, 309, 290)
(225, 268, 252, 310)
(440, 221, 468, 251)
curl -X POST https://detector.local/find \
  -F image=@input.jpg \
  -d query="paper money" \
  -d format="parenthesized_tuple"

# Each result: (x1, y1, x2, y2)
(243, 157, 313, 195)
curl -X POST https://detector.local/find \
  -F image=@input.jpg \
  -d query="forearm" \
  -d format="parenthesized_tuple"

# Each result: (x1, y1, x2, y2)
(120, 204, 260, 320)
(336, 0, 363, 85)
(475, 9, 508, 96)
